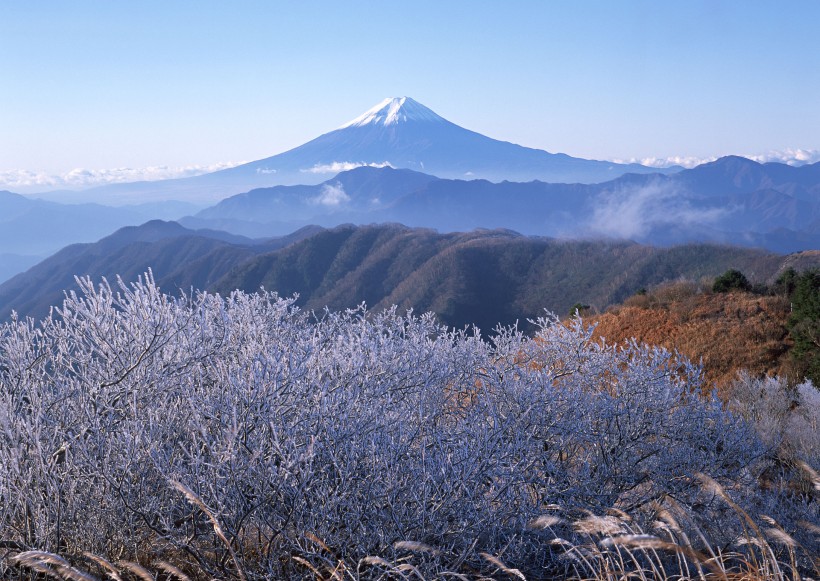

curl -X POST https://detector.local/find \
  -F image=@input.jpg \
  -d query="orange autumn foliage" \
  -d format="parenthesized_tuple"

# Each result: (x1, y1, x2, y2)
(588, 284, 793, 398)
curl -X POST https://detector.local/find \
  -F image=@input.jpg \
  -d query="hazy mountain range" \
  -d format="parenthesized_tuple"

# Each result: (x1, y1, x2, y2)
(179, 155, 820, 253)
(7, 152, 817, 287)
(0, 190, 200, 281)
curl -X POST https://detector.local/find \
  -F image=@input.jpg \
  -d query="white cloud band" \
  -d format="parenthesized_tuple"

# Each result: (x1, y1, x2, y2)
(612, 148, 820, 169)
(0, 162, 245, 191)
(301, 161, 393, 174)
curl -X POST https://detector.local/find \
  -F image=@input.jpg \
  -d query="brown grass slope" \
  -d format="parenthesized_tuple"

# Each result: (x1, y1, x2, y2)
(590, 284, 794, 394)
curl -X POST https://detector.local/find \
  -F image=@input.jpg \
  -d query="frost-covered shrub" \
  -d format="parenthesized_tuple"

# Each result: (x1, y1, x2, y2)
(0, 273, 803, 578)
(728, 371, 820, 467)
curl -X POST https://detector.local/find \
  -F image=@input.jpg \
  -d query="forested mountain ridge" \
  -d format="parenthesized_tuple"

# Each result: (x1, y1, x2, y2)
(207, 224, 794, 331)
(3, 221, 817, 331)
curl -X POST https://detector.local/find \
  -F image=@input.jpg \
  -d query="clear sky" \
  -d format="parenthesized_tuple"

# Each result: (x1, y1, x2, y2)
(1, 1, 819, 188)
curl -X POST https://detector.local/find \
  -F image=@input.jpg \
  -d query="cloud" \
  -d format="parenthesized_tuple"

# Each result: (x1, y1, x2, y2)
(0, 162, 245, 191)
(623, 156, 717, 169)
(310, 183, 351, 207)
(584, 182, 729, 240)
(744, 148, 820, 166)
(612, 148, 820, 169)
(302, 161, 393, 174)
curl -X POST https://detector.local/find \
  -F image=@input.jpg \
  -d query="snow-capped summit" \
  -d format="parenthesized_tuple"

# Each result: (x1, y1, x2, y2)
(70, 96, 678, 203)
(340, 97, 445, 128)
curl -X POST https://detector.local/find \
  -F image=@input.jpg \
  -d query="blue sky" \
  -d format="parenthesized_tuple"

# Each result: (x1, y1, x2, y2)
(1, 1, 819, 188)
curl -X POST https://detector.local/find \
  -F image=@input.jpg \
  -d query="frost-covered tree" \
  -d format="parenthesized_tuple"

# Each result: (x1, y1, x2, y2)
(728, 371, 819, 466)
(0, 272, 811, 579)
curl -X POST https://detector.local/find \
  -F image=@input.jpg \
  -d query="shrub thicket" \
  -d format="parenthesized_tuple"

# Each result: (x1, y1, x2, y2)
(0, 273, 816, 579)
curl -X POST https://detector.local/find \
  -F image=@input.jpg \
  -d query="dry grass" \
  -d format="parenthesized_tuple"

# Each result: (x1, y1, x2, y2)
(591, 287, 792, 396)
(169, 479, 247, 581)
(6, 472, 818, 581)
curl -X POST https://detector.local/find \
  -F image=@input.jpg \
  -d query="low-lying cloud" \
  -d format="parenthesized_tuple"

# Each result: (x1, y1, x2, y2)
(302, 161, 393, 174)
(585, 182, 729, 240)
(310, 183, 351, 207)
(0, 162, 245, 192)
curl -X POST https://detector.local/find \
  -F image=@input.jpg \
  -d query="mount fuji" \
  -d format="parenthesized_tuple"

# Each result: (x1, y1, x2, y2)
(69, 97, 677, 204)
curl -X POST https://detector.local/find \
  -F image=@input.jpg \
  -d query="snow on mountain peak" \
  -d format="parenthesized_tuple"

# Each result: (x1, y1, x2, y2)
(340, 97, 445, 128)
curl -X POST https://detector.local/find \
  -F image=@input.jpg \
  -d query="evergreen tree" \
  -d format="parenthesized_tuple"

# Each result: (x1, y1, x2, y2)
(712, 269, 751, 293)
(787, 269, 820, 386)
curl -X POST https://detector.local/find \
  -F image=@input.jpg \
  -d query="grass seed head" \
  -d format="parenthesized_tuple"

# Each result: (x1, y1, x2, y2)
(573, 515, 627, 536)
(763, 527, 797, 547)
(529, 515, 564, 529)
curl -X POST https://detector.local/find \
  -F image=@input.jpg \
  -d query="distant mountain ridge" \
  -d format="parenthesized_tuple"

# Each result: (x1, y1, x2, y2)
(180, 156, 820, 253)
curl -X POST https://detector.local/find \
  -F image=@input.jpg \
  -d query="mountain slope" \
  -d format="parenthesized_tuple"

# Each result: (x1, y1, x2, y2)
(226, 97, 666, 185)
(67, 97, 675, 204)
(180, 224, 820, 330)
(0, 221, 319, 320)
(149, 224, 820, 331)
(591, 286, 794, 394)
(5, 223, 817, 330)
